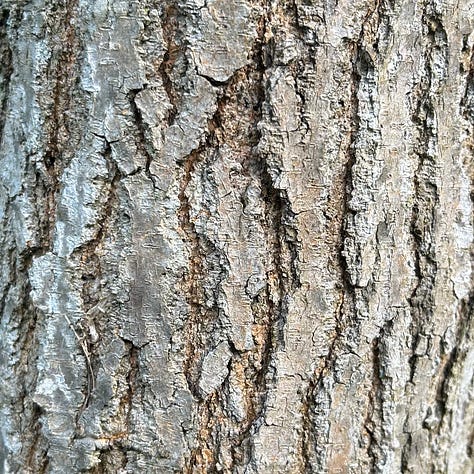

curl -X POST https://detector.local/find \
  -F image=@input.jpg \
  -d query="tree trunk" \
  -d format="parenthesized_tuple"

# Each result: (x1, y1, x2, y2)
(0, 0, 473, 472)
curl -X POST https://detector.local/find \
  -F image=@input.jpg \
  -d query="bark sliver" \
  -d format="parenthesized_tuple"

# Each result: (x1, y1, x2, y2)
(198, 342, 232, 398)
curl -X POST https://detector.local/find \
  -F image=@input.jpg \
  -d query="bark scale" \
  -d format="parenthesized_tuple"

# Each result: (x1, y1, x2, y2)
(0, 0, 473, 473)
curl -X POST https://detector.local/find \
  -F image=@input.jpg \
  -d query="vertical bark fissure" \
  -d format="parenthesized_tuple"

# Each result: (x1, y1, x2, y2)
(23, 4, 85, 455)
(407, 0, 446, 424)
(6, 184, 53, 468)
(258, 167, 301, 344)
(71, 139, 123, 416)
(89, 338, 139, 472)
(23, 402, 49, 474)
(42, 0, 83, 185)
(15, 275, 50, 470)
(232, 3, 304, 468)
(350, 39, 382, 472)
(300, 14, 373, 468)
(179, 1, 307, 468)
(2, 3, 85, 467)
(124, 340, 140, 433)
(128, 88, 162, 189)
(158, 2, 180, 125)
(362, 337, 383, 473)
(179, 144, 213, 398)
(408, 3, 446, 372)
(461, 44, 474, 125)
(435, 289, 474, 430)
(404, 2, 448, 467)
(0, 7, 12, 143)
(179, 113, 227, 472)
(408, 10, 444, 331)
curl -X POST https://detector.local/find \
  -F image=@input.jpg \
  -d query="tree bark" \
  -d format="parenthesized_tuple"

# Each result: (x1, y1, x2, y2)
(0, 0, 473, 472)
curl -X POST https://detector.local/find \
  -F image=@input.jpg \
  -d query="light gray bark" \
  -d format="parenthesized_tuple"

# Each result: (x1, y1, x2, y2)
(0, 0, 473, 473)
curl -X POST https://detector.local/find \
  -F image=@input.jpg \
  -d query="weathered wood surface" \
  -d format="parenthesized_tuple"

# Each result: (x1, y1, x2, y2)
(0, 0, 473, 472)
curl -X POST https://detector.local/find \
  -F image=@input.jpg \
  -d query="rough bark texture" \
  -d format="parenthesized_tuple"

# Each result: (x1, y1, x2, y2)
(0, 0, 473, 473)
